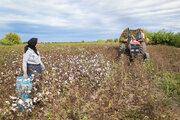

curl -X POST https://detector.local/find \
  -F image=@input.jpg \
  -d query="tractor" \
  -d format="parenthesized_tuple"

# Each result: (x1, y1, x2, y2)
(119, 28, 150, 60)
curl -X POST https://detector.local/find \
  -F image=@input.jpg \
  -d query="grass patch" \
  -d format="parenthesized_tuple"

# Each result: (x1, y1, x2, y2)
(159, 73, 180, 96)
(144, 59, 180, 97)
(97, 40, 106, 43)
(0, 57, 5, 66)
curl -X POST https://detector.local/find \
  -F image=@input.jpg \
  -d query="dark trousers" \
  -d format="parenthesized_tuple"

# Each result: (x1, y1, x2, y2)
(27, 64, 42, 92)
(27, 63, 42, 77)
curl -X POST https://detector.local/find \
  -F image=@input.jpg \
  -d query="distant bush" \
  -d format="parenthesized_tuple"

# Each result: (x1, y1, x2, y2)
(97, 40, 106, 43)
(4, 32, 21, 44)
(0, 38, 14, 45)
(106, 39, 113, 43)
(114, 38, 118, 43)
(146, 30, 180, 47)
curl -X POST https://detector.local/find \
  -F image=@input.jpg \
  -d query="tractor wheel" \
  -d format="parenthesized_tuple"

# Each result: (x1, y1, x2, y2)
(144, 52, 150, 59)
(140, 42, 146, 54)
(119, 43, 126, 57)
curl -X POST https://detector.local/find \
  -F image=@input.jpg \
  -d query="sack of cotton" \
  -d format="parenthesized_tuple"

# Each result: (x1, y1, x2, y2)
(16, 76, 33, 113)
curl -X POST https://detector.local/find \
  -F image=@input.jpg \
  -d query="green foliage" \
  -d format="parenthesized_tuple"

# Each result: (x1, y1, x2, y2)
(174, 33, 180, 47)
(46, 111, 53, 117)
(114, 38, 119, 42)
(0, 57, 5, 66)
(125, 109, 149, 120)
(106, 38, 113, 42)
(4, 32, 21, 44)
(144, 59, 180, 97)
(159, 73, 180, 96)
(0, 38, 14, 45)
(146, 30, 180, 47)
(97, 40, 106, 43)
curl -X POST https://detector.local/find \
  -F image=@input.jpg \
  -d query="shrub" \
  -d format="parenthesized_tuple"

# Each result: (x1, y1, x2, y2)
(114, 38, 118, 43)
(97, 40, 106, 43)
(106, 39, 113, 43)
(4, 32, 21, 44)
(174, 33, 180, 47)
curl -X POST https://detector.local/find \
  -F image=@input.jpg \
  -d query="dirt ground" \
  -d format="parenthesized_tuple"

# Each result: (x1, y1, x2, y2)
(0, 43, 179, 120)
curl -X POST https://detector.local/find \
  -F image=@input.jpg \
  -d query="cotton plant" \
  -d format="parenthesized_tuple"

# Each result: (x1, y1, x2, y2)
(0, 46, 113, 119)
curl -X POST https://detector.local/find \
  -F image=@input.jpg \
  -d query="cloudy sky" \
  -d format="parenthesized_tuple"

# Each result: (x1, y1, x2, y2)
(0, 0, 180, 42)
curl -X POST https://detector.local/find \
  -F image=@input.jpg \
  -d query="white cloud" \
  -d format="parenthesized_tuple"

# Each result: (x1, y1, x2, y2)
(0, 0, 179, 34)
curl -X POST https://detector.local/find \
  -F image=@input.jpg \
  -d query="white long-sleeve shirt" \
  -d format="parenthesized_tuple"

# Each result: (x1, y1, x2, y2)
(22, 47, 44, 72)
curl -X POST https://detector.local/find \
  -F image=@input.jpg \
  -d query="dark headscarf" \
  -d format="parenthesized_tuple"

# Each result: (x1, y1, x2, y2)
(24, 38, 39, 55)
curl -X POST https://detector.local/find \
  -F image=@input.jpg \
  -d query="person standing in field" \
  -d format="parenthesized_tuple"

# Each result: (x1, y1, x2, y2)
(22, 38, 45, 79)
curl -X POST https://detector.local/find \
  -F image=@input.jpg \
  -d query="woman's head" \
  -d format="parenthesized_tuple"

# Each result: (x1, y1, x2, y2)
(24, 38, 39, 55)
(28, 38, 38, 47)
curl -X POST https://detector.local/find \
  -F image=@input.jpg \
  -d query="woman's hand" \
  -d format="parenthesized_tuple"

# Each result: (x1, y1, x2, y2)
(23, 72, 28, 80)
(41, 64, 45, 70)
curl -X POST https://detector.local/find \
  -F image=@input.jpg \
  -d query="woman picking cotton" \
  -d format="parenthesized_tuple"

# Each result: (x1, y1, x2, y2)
(22, 38, 45, 80)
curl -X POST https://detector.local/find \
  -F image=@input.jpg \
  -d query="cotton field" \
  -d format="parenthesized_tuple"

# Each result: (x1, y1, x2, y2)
(0, 43, 179, 119)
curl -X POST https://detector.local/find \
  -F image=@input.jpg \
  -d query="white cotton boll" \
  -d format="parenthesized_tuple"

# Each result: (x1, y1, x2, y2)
(10, 96, 17, 100)
(65, 81, 67, 85)
(0, 108, 2, 113)
(12, 104, 17, 107)
(97, 68, 101, 72)
(34, 87, 37, 91)
(31, 74, 34, 79)
(5, 101, 10, 105)
(45, 91, 50, 95)
(24, 106, 28, 109)
(11, 107, 16, 112)
(31, 74, 34, 77)
(28, 90, 31, 94)
(33, 97, 37, 103)
(28, 108, 32, 112)
(37, 92, 42, 97)
(18, 99, 24, 105)
(26, 98, 33, 107)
